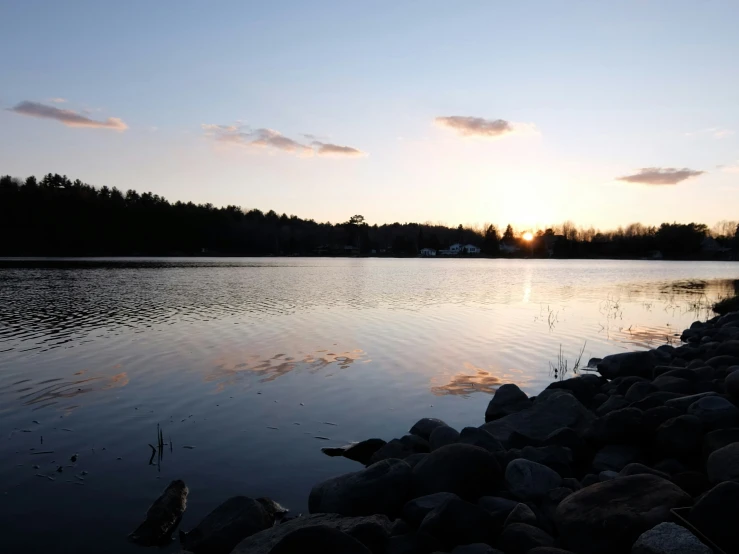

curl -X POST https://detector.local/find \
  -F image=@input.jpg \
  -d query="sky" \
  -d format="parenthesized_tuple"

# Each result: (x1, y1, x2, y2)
(1, 0, 738, 230)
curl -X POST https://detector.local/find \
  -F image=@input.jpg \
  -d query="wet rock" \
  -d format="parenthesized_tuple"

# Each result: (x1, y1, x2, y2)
(233, 514, 392, 554)
(309, 459, 412, 517)
(429, 426, 459, 451)
(654, 415, 703, 458)
(596, 395, 629, 416)
(687, 396, 739, 430)
(597, 351, 656, 380)
(402, 492, 460, 527)
(689, 481, 739, 553)
(707, 442, 739, 483)
(129, 480, 188, 546)
(651, 376, 695, 395)
(419, 498, 494, 550)
(459, 427, 504, 453)
(369, 435, 429, 464)
(412, 444, 501, 501)
(505, 459, 562, 500)
(631, 522, 711, 554)
(269, 525, 372, 554)
(498, 523, 554, 554)
(703, 427, 739, 458)
(481, 391, 594, 445)
(409, 418, 449, 441)
(179, 496, 278, 554)
(555, 474, 691, 554)
(663, 392, 718, 412)
(504, 503, 538, 527)
(321, 438, 387, 465)
(485, 384, 531, 422)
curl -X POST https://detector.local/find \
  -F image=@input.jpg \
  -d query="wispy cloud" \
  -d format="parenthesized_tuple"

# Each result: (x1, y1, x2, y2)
(202, 123, 365, 157)
(719, 162, 739, 174)
(617, 167, 705, 185)
(434, 115, 539, 138)
(9, 101, 128, 131)
(685, 127, 735, 139)
(48, 97, 67, 103)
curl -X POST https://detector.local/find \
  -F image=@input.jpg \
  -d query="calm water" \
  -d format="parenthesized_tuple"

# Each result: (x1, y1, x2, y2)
(0, 258, 737, 553)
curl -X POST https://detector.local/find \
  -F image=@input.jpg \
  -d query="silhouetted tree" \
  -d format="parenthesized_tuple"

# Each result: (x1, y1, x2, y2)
(482, 225, 500, 255)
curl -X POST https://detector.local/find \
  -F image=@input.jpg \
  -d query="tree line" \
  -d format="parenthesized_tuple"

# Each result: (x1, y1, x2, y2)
(1, 173, 737, 259)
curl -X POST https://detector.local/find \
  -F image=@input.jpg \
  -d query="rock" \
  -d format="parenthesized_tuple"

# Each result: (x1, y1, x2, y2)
(657, 368, 701, 382)
(233, 514, 392, 554)
(707, 442, 739, 483)
(618, 463, 669, 480)
(555, 474, 691, 554)
(706, 355, 739, 369)
(653, 458, 688, 475)
(459, 427, 504, 453)
(369, 435, 430, 464)
(321, 438, 387, 465)
(561, 477, 581, 491)
(652, 376, 695, 394)
(543, 428, 584, 456)
(412, 444, 500, 501)
(663, 392, 718, 412)
(309, 459, 412, 517)
(654, 415, 704, 457)
(599, 470, 619, 481)
(596, 395, 629, 416)
(625, 381, 658, 403)
(717, 340, 739, 357)
(587, 408, 645, 444)
(528, 549, 575, 554)
(631, 522, 711, 554)
(477, 496, 519, 523)
(703, 427, 739, 458)
(409, 418, 449, 441)
(482, 392, 594, 445)
(689, 481, 739, 553)
(179, 496, 278, 554)
(419, 498, 494, 549)
(725, 370, 739, 399)
(498, 523, 554, 554)
(403, 492, 460, 527)
(519, 445, 574, 477)
(615, 376, 650, 396)
(403, 453, 427, 468)
(505, 459, 562, 500)
(545, 376, 604, 405)
(642, 406, 682, 432)
(590, 392, 608, 411)
(385, 531, 439, 554)
(129, 480, 188, 546)
(504, 503, 538, 527)
(581, 474, 599, 487)
(631, 392, 684, 411)
(485, 384, 531, 422)
(451, 544, 503, 554)
(597, 351, 656, 380)
(593, 444, 642, 472)
(429, 426, 459, 451)
(687, 396, 739, 429)
(671, 471, 710, 497)
(268, 525, 372, 554)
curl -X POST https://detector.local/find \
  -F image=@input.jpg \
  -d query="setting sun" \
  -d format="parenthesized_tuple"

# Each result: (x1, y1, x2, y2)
(523, 231, 534, 241)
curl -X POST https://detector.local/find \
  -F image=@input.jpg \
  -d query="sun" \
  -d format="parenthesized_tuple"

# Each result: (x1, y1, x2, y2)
(522, 231, 534, 242)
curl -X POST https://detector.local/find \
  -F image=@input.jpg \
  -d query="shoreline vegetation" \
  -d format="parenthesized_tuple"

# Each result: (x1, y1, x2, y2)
(128, 305, 739, 554)
(2, 173, 738, 260)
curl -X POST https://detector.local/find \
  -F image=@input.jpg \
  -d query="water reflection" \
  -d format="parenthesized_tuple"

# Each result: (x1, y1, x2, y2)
(431, 362, 530, 397)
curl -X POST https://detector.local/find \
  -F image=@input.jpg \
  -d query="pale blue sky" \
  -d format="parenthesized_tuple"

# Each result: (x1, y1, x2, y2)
(1, 0, 738, 229)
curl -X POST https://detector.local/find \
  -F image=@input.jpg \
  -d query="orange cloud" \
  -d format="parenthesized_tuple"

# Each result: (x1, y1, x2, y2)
(434, 115, 539, 139)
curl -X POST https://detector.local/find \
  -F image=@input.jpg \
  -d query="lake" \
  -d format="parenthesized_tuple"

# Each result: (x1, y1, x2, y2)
(0, 258, 737, 553)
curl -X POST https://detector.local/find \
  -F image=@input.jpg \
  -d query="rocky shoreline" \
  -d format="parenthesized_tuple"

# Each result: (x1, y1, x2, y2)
(139, 309, 739, 554)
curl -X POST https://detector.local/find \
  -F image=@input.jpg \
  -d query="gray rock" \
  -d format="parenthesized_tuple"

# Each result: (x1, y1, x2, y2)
(556, 475, 690, 554)
(689, 481, 739, 553)
(505, 459, 562, 500)
(179, 496, 279, 554)
(707, 442, 739, 483)
(429, 425, 459, 451)
(309, 459, 412, 517)
(409, 418, 449, 441)
(268, 525, 372, 554)
(687, 396, 739, 429)
(504, 503, 538, 527)
(498, 523, 554, 554)
(597, 351, 656, 380)
(459, 426, 505, 453)
(233, 514, 392, 554)
(129, 480, 188, 547)
(593, 444, 642, 472)
(419, 498, 494, 550)
(402, 492, 460, 527)
(485, 384, 531, 422)
(412, 444, 501, 501)
(663, 392, 718, 412)
(482, 391, 594, 445)
(631, 522, 711, 554)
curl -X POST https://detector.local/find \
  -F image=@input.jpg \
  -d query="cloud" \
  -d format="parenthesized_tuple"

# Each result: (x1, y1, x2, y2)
(720, 163, 739, 174)
(616, 167, 705, 185)
(48, 97, 67, 103)
(202, 123, 365, 157)
(9, 101, 128, 131)
(685, 127, 735, 139)
(434, 115, 538, 138)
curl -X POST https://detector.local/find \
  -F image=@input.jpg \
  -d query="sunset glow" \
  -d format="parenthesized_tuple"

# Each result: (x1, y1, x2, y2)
(523, 231, 534, 242)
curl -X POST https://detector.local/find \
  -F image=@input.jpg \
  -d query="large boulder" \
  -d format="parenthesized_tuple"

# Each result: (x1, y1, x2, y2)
(412, 444, 501, 501)
(419, 498, 494, 550)
(233, 514, 392, 554)
(498, 523, 554, 554)
(369, 435, 429, 464)
(544, 375, 604, 405)
(429, 425, 460, 451)
(592, 444, 642, 472)
(555, 474, 691, 554)
(505, 459, 562, 501)
(631, 522, 711, 554)
(485, 384, 531, 422)
(309, 459, 412, 517)
(687, 396, 739, 430)
(179, 496, 277, 554)
(268, 525, 372, 554)
(706, 442, 739, 484)
(482, 391, 594, 445)
(597, 351, 656, 380)
(689, 481, 739, 553)
(402, 492, 460, 527)
(459, 426, 505, 453)
(409, 418, 449, 441)
(654, 415, 704, 458)
(596, 395, 629, 416)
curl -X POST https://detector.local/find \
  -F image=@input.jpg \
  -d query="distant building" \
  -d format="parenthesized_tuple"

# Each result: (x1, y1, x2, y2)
(464, 244, 481, 254)
(449, 243, 463, 254)
(419, 248, 437, 257)
(500, 242, 520, 254)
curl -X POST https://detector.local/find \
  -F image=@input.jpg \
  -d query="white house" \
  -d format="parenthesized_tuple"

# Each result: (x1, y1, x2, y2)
(449, 243, 463, 254)
(419, 248, 437, 257)
(464, 244, 481, 254)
